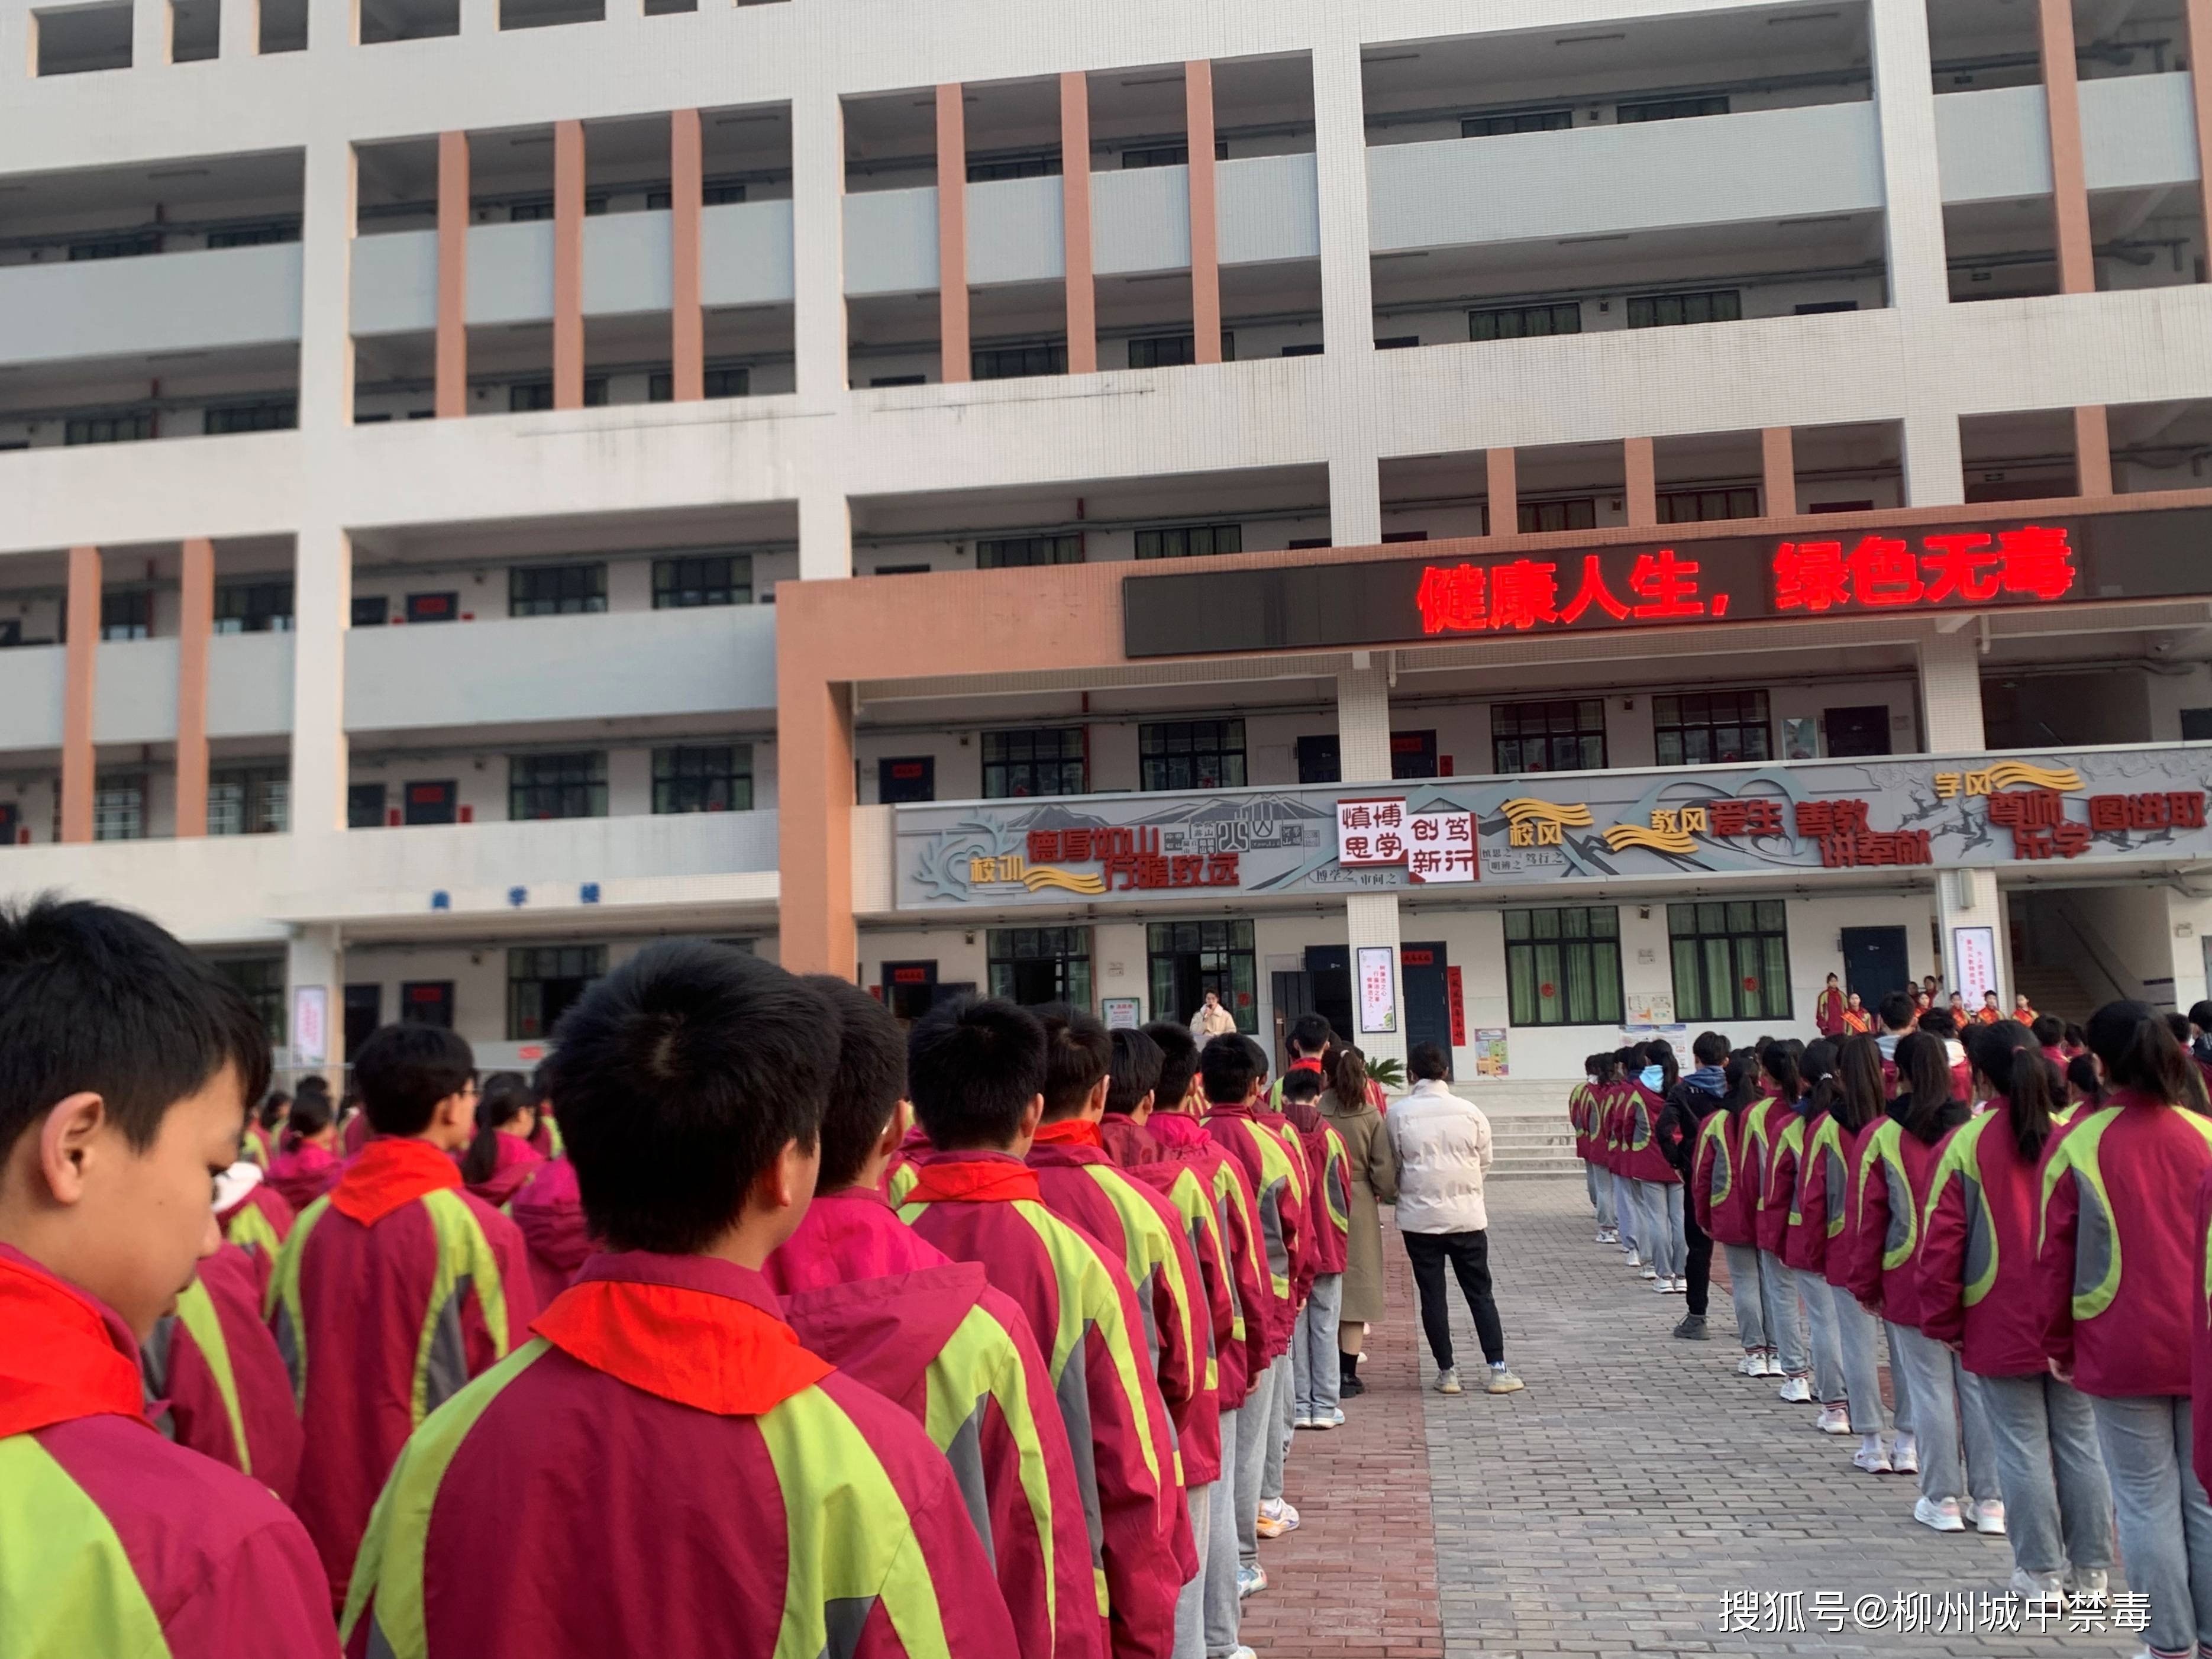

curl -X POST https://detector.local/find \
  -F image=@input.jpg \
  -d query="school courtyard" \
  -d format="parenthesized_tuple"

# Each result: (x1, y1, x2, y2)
(1264, 1173, 2136, 1659)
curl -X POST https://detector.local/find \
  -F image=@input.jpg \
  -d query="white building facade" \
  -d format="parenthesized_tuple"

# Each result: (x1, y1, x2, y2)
(6, 0, 2212, 1078)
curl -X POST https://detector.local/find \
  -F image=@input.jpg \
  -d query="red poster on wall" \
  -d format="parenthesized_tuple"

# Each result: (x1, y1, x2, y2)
(1445, 966, 1466, 1048)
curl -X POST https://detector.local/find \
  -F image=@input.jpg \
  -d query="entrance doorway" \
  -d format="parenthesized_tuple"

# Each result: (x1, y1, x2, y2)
(1401, 941, 1453, 1077)
(1823, 706, 1892, 758)
(1839, 926, 1911, 1008)
(1303, 945, 1354, 1045)
(987, 925, 1092, 1009)
(1271, 970, 1317, 1073)
(881, 960, 939, 1024)
(343, 985, 382, 1061)
(1148, 920, 1257, 1031)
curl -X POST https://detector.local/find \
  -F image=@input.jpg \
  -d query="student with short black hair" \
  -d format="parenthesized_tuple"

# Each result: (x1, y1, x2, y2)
(2037, 1001, 2212, 1659)
(273, 1018, 538, 1602)
(1104, 1026, 1167, 1167)
(1877, 992, 1917, 1061)
(345, 944, 1014, 1659)
(1278, 1069, 1349, 1434)
(767, 978, 1099, 1659)
(0, 896, 334, 1658)
(1659, 1033, 1727, 1338)
(901, 998, 1187, 1659)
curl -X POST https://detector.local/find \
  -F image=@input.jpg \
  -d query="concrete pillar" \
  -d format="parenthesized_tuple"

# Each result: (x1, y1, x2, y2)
(1761, 427, 1797, 517)
(175, 538, 214, 838)
(797, 480, 852, 582)
(1937, 867, 2013, 1015)
(935, 85, 969, 384)
(2074, 405, 2113, 495)
(133, 0, 169, 65)
(218, 0, 257, 56)
(1312, 30, 1381, 549)
(1919, 627, 1985, 751)
(551, 120, 586, 409)
(60, 545, 101, 844)
(1186, 60, 1222, 366)
(1060, 72, 1096, 375)
(285, 924, 344, 1088)
(669, 109, 704, 402)
(1339, 665, 1406, 1069)
(2190, 0, 2212, 246)
(1486, 447, 1517, 536)
(2039, 0, 2096, 295)
(790, 84, 848, 405)
(1623, 437, 1658, 527)
(289, 525, 352, 833)
(776, 664, 857, 976)
(296, 138, 356, 435)
(435, 131, 470, 419)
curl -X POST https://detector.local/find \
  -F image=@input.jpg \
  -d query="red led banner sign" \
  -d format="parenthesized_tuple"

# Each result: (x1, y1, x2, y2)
(1122, 505, 2212, 659)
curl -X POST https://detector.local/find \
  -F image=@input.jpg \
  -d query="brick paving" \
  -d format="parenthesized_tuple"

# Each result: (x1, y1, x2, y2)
(1414, 1177, 2138, 1659)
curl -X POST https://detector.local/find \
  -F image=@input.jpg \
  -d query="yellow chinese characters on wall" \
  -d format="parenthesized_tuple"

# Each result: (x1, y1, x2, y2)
(1501, 798, 1594, 848)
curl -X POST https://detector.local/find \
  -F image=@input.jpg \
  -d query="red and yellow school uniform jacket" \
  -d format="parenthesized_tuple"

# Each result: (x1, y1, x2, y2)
(461, 1132, 545, 1212)
(1288, 1109, 1352, 1279)
(1606, 1082, 1639, 1177)
(1100, 1112, 1161, 1169)
(216, 1176, 294, 1295)
(266, 1141, 343, 1215)
(0, 1244, 335, 1659)
(2036, 1089, 2212, 1397)
(506, 1154, 590, 1309)
(1145, 1110, 1268, 1412)
(1920, 1103, 2068, 1377)
(884, 1121, 933, 1206)
(900, 1151, 1186, 1659)
(1738, 1095, 1793, 1224)
(1028, 1119, 1218, 1487)
(143, 1244, 303, 1505)
(1567, 1081, 1593, 1161)
(1122, 1146, 1241, 1437)
(1787, 1110, 1843, 1276)
(2193, 1166, 2212, 1492)
(341, 1252, 1016, 1659)
(768, 1186, 1102, 1659)
(269, 1135, 538, 1602)
(1758, 1106, 1813, 1258)
(1257, 1103, 1320, 1303)
(339, 1111, 372, 1158)
(242, 1122, 275, 1168)
(1621, 1082, 1680, 1187)
(1848, 1110, 1965, 1328)
(1203, 1101, 1305, 1358)
(1691, 1105, 1758, 1247)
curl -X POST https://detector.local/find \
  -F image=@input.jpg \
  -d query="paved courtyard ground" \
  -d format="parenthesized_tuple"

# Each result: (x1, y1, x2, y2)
(1262, 1177, 2145, 1659)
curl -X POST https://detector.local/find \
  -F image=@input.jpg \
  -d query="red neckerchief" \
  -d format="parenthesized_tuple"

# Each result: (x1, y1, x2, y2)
(902, 1155, 1042, 1206)
(330, 1136, 463, 1226)
(0, 1249, 148, 1440)
(533, 1267, 829, 1417)
(1289, 1057, 1324, 1074)
(1029, 1118, 1105, 1151)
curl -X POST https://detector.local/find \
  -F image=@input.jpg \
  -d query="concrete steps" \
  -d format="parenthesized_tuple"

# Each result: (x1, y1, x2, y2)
(1392, 1080, 1584, 1177)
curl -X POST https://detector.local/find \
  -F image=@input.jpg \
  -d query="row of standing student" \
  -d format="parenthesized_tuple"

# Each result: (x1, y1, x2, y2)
(1569, 1003, 2212, 1659)
(0, 890, 1368, 1659)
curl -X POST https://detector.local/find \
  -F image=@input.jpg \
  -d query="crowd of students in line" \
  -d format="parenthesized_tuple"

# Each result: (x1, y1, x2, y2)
(1, 892, 1409, 1659)
(1567, 990, 2212, 1659)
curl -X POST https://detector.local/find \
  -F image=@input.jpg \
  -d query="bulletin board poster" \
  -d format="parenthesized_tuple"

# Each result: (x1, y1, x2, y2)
(1952, 925, 2000, 1008)
(1357, 945, 1398, 1034)
(1102, 997, 1142, 1030)
(1472, 1029, 1509, 1077)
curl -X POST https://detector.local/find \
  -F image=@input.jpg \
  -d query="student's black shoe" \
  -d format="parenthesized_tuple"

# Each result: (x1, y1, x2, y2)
(1672, 1313, 1709, 1341)
(1340, 1373, 1366, 1397)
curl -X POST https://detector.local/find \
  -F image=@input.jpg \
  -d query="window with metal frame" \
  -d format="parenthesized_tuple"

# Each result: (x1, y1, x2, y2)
(351, 595, 390, 627)
(1670, 899, 1793, 1022)
(1492, 699, 1607, 774)
(1135, 522, 1242, 560)
(1503, 906, 1623, 1027)
(205, 222, 300, 248)
(347, 783, 387, 829)
(69, 233, 159, 261)
(1616, 94, 1729, 123)
(1126, 332, 1235, 368)
(215, 580, 295, 634)
(66, 411, 154, 445)
(1470, 302, 1581, 341)
(967, 153, 1061, 181)
(1653, 688, 1771, 766)
(653, 743, 753, 814)
(208, 767, 289, 836)
(1659, 486, 1760, 524)
(988, 926, 1093, 1009)
(1139, 718, 1246, 791)
(973, 341, 1068, 380)
(1517, 498, 1597, 534)
(1627, 288, 1741, 329)
(508, 379, 609, 411)
(508, 944, 606, 1040)
(647, 365, 750, 402)
(212, 956, 286, 1047)
(981, 727, 1086, 799)
(509, 562, 608, 617)
(1462, 108, 1574, 137)
(653, 553, 751, 608)
(401, 981, 456, 1028)
(100, 591, 152, 640)
(509, 751, 608, 820)
(204, 400, 298, 434)
(1147, 919, 1256, 1032)
(92, 776, 146, 842)
(977, 535, 1081, 569)
(1122, 139, 1229, 168)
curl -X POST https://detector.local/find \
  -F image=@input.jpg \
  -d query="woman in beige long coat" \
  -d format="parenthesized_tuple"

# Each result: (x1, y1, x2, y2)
(1319, 1046, 1398, 1397)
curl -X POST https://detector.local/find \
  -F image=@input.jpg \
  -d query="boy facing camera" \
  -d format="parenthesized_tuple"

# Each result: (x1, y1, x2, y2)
(0, 896, 334, 1657)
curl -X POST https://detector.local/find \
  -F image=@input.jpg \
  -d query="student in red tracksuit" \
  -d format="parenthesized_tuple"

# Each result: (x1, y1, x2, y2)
(1850, 1031, 1999, 1534)
(265, 1090, 343, 1214)
(1922, 1022, 2111, 1605)
(508, 1154, 590, 1308)
(1601, 1050, 1641, 1264)
(1769, 1040, 1849, 1429)
(1807, 1035, 1898, 1472)
(2196, 1165, 2212, 1503)
(0, 896, 335, 1659)
(1690, 1045, 1768, 1377)
(1622, 1042, 1685, 1292)
(143, 1241, 305, 1504)
(900, 998, 1187, 1659)
(2038, 1002, 2212, 1659)
(457, 1072, 547, 1210)
(214, 1161, 294, 1295)
(1741, 1045, 1807, 1388)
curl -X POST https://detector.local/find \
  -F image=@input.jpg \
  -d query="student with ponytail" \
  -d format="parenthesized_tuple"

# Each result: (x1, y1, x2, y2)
(1623, 1041, 1686, 1292)
(1774, 1040, 1851, 1431)
(1816, 1035, 1901, 1472)
(266, 1088, 343, 1212)
(1922, 1022, 2113, 1604)
(1747, 1042, 1811, 1396)
(1604, 1048, 1643, 1268)
(1693, 1047, 1774, 1377)
(457, 1070, 547, 1208)
(2037, 1000, 2212, 1659)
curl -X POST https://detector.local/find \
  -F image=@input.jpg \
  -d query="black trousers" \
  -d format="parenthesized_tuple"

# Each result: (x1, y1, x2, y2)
(1681, 1197, 1713, 1318)
(1402, 1227, 1506, 1370)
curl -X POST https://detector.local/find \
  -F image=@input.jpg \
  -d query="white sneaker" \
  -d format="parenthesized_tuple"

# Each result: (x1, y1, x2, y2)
(2010, 1568, 2064, 1605)
(1330, 1406, 1345, 1426)
(1853, 1435, 1892, 1473)
(1638, 1266, 1659, 1280)
(2068, 1567, 2108, 1606)
(1757, 1353, 1785, 1378)
(1434, 1366, 1462, 1395)
(1294, 1415, 1319, 1430)
(1913, 1495, 1965, 1533)
(1777, 1374, 1814, 1403)
(1737, 1353, 1764, 1376)
(1652, 1275, 1674, 1293)
(1625, 1253, 1643, 1269)
(1892, 1433, 1919, 1475)
(1817, 1403, 1853, 1435)
(1972, 1499, 2006, 1535)
(1671, 1277, 1689, 1293)
(1307, 1415, 1335, 1432)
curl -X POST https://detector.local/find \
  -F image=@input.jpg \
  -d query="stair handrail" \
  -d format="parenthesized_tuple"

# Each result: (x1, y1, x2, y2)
(2042, 896, 2139, 1008)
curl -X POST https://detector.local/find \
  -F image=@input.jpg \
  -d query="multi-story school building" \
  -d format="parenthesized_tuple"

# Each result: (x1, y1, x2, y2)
(7, 0, 2212, 1080)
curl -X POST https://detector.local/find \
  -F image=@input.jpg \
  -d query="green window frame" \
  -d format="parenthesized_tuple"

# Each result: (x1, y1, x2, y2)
(1668, 900, 1793, 1022)
(1503, 906, 1622, 1027)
